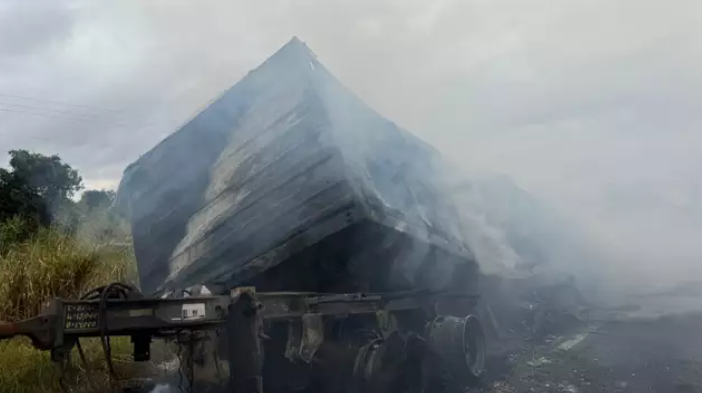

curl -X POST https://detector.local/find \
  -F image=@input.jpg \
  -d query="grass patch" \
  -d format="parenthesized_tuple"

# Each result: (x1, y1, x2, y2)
(0, 337, 142, 393)
(0, 223, 147, 393)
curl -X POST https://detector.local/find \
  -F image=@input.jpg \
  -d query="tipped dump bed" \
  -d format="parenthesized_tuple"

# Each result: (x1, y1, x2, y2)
(114, 37, 477, 295)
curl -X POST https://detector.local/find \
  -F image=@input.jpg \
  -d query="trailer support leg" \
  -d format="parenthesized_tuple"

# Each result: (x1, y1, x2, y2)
(227, 291, 264, 393)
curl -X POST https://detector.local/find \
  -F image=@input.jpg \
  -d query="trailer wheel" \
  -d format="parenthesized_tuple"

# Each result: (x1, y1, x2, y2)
(425, 314, 487, 389)
(352, 331, 430, 393)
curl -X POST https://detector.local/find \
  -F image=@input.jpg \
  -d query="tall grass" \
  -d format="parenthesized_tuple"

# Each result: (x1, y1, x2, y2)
(0, 225, 135, 321)
(0, 220, 147, 393)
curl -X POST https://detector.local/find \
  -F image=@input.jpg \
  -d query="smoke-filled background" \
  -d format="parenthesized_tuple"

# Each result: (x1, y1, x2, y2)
(1, 0, 701, 315)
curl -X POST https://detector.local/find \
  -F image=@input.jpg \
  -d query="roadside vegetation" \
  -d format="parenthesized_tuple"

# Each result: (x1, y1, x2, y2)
(0, 150, 144, 393)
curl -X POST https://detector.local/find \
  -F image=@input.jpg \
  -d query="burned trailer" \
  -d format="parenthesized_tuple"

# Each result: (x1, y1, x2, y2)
(112, 37, 485, 392)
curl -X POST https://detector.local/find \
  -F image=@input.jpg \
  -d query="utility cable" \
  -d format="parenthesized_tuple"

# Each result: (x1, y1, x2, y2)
(0, 91, 121, 114)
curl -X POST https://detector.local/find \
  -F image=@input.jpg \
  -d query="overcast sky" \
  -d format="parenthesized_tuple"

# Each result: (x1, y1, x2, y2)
(1, 0, 701, 284)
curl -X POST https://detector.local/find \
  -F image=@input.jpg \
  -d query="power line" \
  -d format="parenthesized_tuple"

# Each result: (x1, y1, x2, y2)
(0, 94, 192, 139)
(0, 107, 130, 127)
(0, 101, 112, 121)
(0, 104, 181, 129)
(0, 107, 183, 136)
(0, 133, 52, 141)
(0, 91, 202, 129)
(0, 91, 120, 114)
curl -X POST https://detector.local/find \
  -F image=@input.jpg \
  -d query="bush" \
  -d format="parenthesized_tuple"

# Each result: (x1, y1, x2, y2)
(0, 221, 144, 393)
(0, 216, 39, 255)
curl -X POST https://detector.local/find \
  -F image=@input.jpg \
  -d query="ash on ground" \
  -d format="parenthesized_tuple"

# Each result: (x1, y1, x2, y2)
(477, 276, 702, 393)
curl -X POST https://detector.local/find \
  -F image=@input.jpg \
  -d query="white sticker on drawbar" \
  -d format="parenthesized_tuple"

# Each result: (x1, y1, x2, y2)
(181, 303, 206, 320)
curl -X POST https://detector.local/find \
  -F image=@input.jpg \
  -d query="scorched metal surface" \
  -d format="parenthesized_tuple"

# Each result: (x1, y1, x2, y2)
(113, 37, 477, 295)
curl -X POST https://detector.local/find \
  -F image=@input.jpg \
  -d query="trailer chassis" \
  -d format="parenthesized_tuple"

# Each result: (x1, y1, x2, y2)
(0, 283, 485, 393)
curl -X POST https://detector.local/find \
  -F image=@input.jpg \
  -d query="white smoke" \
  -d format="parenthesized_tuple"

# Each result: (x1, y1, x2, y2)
(149, 385, 173, 393)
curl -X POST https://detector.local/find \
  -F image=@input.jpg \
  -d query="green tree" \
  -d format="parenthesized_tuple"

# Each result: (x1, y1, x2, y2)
(0, 150, 83, 225)
(79, 189, 115, 211)
(76, 189, 130, 244)
(7, 150, 83, 204)
(0, 168, 49, 226)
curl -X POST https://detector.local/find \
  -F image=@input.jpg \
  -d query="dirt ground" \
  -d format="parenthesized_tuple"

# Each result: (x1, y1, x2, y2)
(477, 314, 702, 393)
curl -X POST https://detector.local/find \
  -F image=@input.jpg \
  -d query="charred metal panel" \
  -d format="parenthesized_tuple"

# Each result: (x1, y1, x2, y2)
(115, 37, 476, 295)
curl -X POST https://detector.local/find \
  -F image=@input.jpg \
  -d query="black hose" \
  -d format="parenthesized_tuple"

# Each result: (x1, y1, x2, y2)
(75, 339, 88, 369)
(78, 282, 140, 389)
(81, 282, 136, 301)
(57, 354, 71, 393)
(99, 283, 117, 378)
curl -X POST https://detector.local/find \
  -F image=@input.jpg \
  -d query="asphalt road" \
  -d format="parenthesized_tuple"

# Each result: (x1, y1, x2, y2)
(480, 314, 702, 393)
